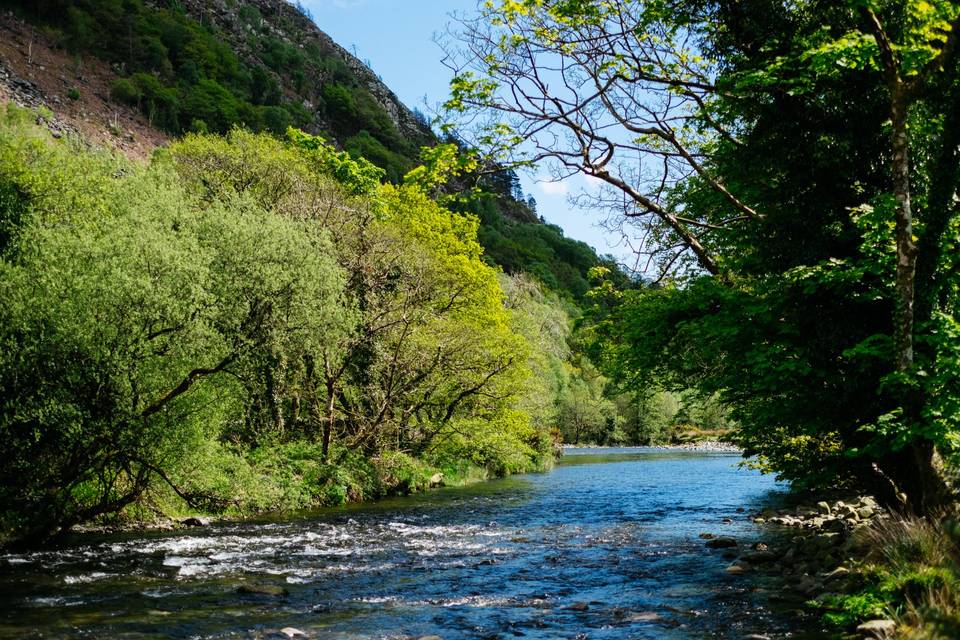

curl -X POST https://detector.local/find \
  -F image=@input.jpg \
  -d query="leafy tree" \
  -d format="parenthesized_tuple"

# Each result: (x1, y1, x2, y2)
(0, 115, 350, 540)
(459, 0, 960, 511)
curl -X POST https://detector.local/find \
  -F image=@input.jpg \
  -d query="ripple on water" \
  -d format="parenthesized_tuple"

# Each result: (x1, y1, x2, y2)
(0, 450, 799, 639)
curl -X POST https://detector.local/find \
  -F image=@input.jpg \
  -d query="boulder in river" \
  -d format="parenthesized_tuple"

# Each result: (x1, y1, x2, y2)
(280, 628, 306, 638)
(180, 516, 211, 527)
(705, 536, 738, 549)
(629, 611, 661, 622)
(741, 550, 776, 563)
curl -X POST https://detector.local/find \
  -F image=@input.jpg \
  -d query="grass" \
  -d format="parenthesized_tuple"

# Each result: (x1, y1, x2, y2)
(813, 513, 960, 638)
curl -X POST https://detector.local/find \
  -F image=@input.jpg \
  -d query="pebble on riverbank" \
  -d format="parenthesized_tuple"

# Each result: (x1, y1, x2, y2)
(734, 495, 893, 638)
(562, 440, 742, 453)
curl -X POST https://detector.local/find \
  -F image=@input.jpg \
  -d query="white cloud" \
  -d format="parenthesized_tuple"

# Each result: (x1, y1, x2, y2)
(583, 174, 603, 188)
(538, 179, 569, 197)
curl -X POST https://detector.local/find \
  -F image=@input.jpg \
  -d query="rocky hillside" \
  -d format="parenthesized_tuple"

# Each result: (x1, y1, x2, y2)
(175, 0, 432, 145)
(173, 0, 434, 152)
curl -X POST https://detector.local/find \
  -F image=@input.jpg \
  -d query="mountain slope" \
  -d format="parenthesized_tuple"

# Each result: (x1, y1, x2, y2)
(0, 0, 630, 298)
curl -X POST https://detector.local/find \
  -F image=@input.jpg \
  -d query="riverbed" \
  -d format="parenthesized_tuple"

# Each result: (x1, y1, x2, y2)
(0, 448, 810, 639)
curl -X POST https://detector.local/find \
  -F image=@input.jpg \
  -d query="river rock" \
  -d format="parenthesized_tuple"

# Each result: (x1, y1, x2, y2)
(793, 575, 818, 594)
(280, 628, 306, 638)
(429, 473, 444, 487)
(817, 517, 844, 533)
(417, 636, 443, 640)
(706, 536, 737, 549)
(725, 561, 750, 574)
(816, 501, 832, 514)
(628, 612, 660, 622)
(823, 566, 850, 581)
(856, 619, 896, 639)
(705, 537, 738, 549)
(564, 602, 590, 611)
(180, 516, 211, 527)
(741, 550, 776, 564)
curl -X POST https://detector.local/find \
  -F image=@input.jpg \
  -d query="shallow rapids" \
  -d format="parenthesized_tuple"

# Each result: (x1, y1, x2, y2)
(1, 449, 805, 639)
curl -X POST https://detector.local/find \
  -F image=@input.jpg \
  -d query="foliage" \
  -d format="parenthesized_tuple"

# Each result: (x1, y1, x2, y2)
(0, 113, 585, 542)
(0, 112, 353, 538)
(811, 515, 960, 636)
(459, 0, 960, 509)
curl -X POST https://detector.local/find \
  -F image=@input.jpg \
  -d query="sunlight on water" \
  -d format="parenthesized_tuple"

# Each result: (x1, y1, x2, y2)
(0, 449, 802, 639)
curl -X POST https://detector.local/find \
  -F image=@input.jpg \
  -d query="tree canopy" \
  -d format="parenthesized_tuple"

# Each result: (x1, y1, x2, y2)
(449, 0, 960, 513)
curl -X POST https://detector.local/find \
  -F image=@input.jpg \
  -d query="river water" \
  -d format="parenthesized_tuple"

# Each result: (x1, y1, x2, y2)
(0, 448, 807, 639)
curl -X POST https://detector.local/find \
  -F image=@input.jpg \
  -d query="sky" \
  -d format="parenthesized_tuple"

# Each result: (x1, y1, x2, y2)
(301, 0, 632, 262)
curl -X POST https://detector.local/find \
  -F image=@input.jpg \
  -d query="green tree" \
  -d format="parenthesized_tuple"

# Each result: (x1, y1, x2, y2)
(457, 0, 960, 511)
(0, 116, 350, 540)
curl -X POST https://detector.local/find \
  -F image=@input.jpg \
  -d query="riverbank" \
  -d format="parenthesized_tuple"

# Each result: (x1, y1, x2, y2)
(64, 459, 508, 542)
(727, 494, 960, 639)
(562, 440, 742, 453)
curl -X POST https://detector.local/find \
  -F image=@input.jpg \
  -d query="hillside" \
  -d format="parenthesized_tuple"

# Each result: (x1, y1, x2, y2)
(0, 0, 628, 299)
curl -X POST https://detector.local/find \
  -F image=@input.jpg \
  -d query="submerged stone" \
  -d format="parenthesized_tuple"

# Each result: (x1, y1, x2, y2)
(705, 537, 738, 549)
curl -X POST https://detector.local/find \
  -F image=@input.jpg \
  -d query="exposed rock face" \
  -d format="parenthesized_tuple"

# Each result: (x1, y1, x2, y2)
(172, 0, 434, 146)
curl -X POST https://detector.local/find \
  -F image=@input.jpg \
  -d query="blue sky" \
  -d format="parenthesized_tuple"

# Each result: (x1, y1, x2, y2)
(301, 0, 630, 262)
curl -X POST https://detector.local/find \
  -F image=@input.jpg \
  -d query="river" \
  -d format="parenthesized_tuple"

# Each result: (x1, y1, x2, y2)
(0, 448, 810, 639)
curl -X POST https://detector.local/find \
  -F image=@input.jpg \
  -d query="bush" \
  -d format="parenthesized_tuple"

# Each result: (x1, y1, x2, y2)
(110, 78, 141, 105)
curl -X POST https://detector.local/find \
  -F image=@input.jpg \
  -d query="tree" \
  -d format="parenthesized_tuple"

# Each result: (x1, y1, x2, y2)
(0, 121, 350, 539)
(443, 0, 763, 277)
(166, 129, 547, 473)
(456, 1, 960, 511)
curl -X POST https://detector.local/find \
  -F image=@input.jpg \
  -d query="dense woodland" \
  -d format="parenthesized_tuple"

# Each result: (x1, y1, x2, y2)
(4, 0, 960, 634)
(0, 0, 725, 541)
(444, 0, 960, 633)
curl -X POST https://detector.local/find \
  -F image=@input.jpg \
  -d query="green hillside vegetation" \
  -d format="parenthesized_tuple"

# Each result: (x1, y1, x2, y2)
(0, 108, 573, 542)
(0, 0, 629, 305)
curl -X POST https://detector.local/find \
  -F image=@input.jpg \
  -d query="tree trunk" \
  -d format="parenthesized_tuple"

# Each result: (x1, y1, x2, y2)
(889, 86, 918, 373)
(323, 378, 335, 460)
(879, 441, 951, 515)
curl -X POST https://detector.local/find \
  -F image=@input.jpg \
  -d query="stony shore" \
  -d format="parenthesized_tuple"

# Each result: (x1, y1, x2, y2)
(562, 440, 743, 453)
(704, 494, 896, 639)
